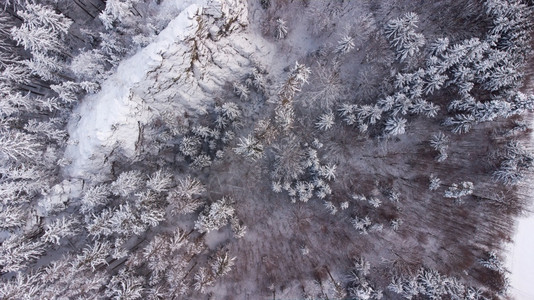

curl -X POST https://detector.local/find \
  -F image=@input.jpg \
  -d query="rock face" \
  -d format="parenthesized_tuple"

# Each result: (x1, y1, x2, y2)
(65, 0, 253, 179)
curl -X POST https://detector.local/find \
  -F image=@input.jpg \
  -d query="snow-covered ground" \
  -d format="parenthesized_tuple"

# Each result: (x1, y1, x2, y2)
(507, 209, 534, 300)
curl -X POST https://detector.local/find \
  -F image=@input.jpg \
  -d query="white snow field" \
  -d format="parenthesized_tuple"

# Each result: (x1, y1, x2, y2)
(507, 209, 534, 300)
(65, 1, 206, 178)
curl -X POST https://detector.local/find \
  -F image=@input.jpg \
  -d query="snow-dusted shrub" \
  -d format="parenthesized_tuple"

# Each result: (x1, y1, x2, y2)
(429, 174, 441, 191)
(444, 181, 473, 204)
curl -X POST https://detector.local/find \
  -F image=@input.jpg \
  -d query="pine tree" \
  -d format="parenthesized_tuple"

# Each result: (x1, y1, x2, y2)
(316, 111, 335, 131)
(99, 0, 140, 30)
(234, 134, 263, 161)
(230, 216, 247, 238)
(179, 136, 201, 157)
(167, 176, 205, 215)
(0, 204, 25, 230)
(24, 51, 64, 82)
(384, 117, 407, 136)
(194, 197, 235, 233)
(478, 251, 504, 273)
(335, 35, 355, 54)
(210, 251, 235, 277)
(146, 169, 173, 193)
(233, 82, 249, 101)
(80, 184, 110, 213)
(192, 154, 212, 169)
(279, 61, 311, 100)
(0, 235, 46, 273)
(193, 266, 215, 294)
(429, 174, 441, 191)
(429, 37, 449, 56)
(42, 217, 79, 245)
(18, 4, 72, 35)
(274, 103, 295, 131)
(111, 170, 144, 197)
(384, 12, 425, 62)
(493, 141, 533, 185)
(0, 63, 32, 85)
(105, 270, 144, 300)
(0, 130, 41, 161)
(443, 114, 476, 134)
(275, 18, 288, 39)
(70, 50, 107, 82)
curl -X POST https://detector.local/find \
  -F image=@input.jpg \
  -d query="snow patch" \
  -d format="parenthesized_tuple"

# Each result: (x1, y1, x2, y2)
(506, 209, 534, 300)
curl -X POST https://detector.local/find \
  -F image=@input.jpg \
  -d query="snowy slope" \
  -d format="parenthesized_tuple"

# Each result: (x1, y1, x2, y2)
(65, 1, 206, 179)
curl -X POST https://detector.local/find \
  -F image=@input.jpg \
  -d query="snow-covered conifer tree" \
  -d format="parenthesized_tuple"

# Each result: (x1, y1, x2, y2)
(105, 270, 144, 300)
(210, 251, 235, 277)
(429, 174, 441, 191)
(0, 130, 41, 161)
(0, 205, 25, 230)
(80, 184, 110, 213)
(99, 0, 140, 29)
(443, 114, 476, 134)
(233, 82, 249, 101)
(478, 251, 504, 273)
(384, 12, 425, 62)
(111, 170, 144, 197)
(279, 61, 310, 100)
(234, 134, 263, 161)
(167, 177, 205, 215)
(70, 50, 107, 82)
(24, 51, 64, 81)
(192, 154, 212, 169)
(193, 267, 214, 294)
(179, 136, 201, 157)
(429, 132, 449, 162)
(335, 35, 355, 54)
(429, 37, 449, 56)
(194, 197, 235, 233)
(275, 18, 288, 39)
(316, 111, 335, 131)
(230, 216, 247, 238)
(0, 235, 46, 273)
(274, 103, 295, 131)
(18, 4, 72, 35)
(146, 169, 173, 193)
(493, 140, 533, 185)
(245, 67, 267, 94)
(384, 117, 407, 136)
(42, 217, 79, 245)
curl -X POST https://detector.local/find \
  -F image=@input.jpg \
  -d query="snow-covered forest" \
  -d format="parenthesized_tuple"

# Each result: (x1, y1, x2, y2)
(1, 0, 534, 298)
